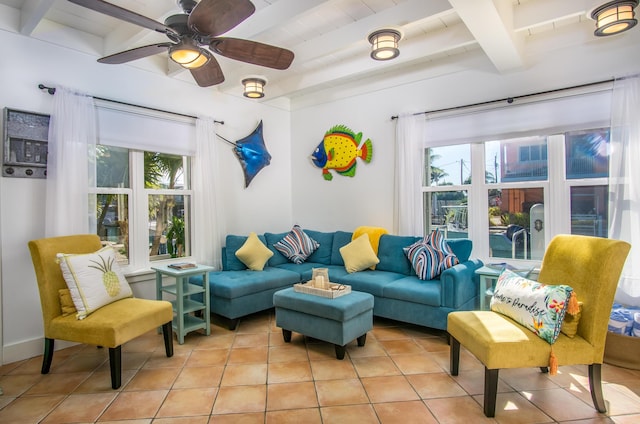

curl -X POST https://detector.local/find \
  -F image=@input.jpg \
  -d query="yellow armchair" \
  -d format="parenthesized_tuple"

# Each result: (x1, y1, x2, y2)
(447, 234, 630, 417)
(28, 234, 174, 389)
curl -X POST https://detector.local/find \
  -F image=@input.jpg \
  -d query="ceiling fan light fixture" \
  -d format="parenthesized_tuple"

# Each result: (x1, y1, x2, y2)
(242, 77, 266, 98)
(591, 0, 638, 36)
(169, 40, 210, 69)
(368, 29, 402, 61)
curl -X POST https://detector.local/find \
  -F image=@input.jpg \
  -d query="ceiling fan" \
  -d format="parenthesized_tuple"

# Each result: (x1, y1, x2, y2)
(68, 0, 294, 87)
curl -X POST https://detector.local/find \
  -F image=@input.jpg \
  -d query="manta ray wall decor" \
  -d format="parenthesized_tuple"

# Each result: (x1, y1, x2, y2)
(217, 120, 271, 188)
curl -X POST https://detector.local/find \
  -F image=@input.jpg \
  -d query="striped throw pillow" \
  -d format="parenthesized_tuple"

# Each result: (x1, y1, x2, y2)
(403, 240, 441, 280)
(274, 225, 320, 264)
(424, 229, 459, 273)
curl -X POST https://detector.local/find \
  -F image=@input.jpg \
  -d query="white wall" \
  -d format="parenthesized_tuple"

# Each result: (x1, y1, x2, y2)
(290, 31, 640, 234)
(0, 30, 292, 363)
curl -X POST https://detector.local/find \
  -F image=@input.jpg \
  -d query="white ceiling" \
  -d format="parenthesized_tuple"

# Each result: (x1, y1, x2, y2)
(0, 0, 629, 103)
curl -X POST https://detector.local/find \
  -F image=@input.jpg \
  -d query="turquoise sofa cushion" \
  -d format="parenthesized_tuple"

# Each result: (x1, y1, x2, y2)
(264, 232, 289, 266)
(376, 234, 420, 275)
(445, 238, 472, 263)
(224, 234, 268, 271)
(331, 231, 353, 265)
(382, 276, 442, 307)
(205, 268, 300, 299)
(336, 270, 405, 297)
(305, 230, 334, 264)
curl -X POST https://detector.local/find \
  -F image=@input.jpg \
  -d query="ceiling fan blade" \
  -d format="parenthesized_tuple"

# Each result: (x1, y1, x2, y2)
(210, 38, 294, 70)
(67, 0, 177, 36)
(190, 57, 225, 87)
(98, 43, 172, 64)
(188, 0, 255, 37)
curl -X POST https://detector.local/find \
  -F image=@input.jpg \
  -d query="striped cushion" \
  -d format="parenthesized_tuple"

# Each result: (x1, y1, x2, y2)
(274, 225, 320, 264)
(424, 229, 459, 273)
(403, 240, 440, 280)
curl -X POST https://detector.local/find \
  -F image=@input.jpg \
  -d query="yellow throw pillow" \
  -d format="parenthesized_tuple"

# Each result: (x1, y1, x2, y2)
(561, 301, 583, 338)
(235, 232, 273, 271)
(58, 288, 77, 316)
(339, 233, 380, 273)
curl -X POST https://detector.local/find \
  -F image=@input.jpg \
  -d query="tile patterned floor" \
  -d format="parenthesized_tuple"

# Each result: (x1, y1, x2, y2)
(1, 310, 639, 423)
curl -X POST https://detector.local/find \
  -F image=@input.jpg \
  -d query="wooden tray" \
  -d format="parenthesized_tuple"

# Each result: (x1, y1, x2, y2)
(293, 281, 351, 298)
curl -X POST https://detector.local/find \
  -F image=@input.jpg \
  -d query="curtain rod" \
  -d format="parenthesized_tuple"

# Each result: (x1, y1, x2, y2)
(390, 78, 615, 121)
(38, 84, 224, 124)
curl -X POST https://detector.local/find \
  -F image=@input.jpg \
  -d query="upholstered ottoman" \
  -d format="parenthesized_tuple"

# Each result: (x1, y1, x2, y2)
(273, 287, 374, 359)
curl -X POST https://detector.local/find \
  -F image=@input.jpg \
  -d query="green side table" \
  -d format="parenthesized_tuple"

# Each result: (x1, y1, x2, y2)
(475, 265, 535, 310)
(152, 264, 214, 344)
(475, 265, 502, 310)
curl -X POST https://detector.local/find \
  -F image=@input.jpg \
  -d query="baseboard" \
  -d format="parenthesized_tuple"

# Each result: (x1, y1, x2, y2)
(3, 337, 77, 365)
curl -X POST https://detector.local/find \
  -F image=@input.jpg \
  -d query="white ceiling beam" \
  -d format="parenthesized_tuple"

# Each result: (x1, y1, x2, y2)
(217, 0, 454, 93)
(289, 0, 452, 64)
(264, 22, 476, 100)
(19, 0, 55, 35)
(227, 0, 327, 39)
(448, 0, 524, 72)
(513, 0, 591, 31)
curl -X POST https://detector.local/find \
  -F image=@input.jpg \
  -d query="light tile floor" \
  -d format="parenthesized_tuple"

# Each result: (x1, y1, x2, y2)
(1, 310, 639, 423)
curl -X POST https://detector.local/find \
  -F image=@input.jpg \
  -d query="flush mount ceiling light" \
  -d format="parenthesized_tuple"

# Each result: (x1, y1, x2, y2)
(169, 39, 211, 69)
(368, 29, 402, 60)
(591, 0, 638, 36)
(242, 77, 266, 98)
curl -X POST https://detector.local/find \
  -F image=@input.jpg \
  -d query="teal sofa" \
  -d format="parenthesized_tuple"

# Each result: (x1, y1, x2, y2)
(190, 230, 483, 330)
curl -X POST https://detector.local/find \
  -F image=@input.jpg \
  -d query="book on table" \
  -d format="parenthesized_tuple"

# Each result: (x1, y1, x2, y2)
(168, 262, 197, 270)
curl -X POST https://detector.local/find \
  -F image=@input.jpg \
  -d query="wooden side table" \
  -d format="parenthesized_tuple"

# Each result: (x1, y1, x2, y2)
(152, 264, 214, 344)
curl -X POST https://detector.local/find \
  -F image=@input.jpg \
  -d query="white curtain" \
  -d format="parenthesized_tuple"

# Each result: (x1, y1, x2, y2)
(193, 117, 225, 268)
(45, 86, 96, 237)
(394, 113, 426, 236)
(609, 75, 640, 307)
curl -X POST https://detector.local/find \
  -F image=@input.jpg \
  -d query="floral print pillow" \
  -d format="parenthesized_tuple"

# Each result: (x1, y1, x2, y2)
(490, 269, 573, 344)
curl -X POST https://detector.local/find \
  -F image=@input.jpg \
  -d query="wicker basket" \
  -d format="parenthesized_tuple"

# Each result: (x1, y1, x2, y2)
(293, 281, 351, 299)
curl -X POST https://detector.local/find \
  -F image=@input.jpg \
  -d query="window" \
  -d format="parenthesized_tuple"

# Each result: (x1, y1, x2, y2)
(423, 128, 609, 264)
(423, 144, 470, 236)
(94, 146, 192, 268)
(565, 128, 609, 238)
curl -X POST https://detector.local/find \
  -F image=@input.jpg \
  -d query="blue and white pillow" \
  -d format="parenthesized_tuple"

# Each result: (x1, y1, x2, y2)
(403, 240, 440, 280)
(424, 229, 459, 273)
(274, 225, 320, 264)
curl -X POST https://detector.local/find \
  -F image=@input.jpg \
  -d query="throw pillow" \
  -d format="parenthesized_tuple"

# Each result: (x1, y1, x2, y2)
(561, 301, 583, 338)
(235, 232, 274, 271)
(424, 229, 459, 273)
(274, 225, 320, 264)
(58, 288, 77, 317)
(339, 233, 380, 273)
(403, 240, 441, 280)
(490, 269, 573, 344)
(57, 246, 133, 320)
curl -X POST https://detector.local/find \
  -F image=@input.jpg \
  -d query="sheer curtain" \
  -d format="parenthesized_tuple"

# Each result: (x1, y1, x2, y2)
(609, 75, 640, 307)
(193, 117, 225, 268)
(394, 113, 426, 236)
(45, 86, 96, 237)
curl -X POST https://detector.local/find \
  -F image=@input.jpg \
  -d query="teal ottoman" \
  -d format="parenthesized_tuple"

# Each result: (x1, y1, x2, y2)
(273, 288, 374, 359)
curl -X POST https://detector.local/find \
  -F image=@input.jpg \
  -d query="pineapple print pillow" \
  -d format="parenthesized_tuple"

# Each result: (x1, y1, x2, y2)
(57, 246, 133, 320)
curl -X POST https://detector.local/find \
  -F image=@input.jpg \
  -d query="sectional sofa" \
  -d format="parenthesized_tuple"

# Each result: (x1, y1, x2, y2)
(189, 229, 483, 331)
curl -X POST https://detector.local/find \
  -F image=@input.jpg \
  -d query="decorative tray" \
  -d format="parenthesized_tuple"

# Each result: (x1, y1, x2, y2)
(293, 281, 351, 298)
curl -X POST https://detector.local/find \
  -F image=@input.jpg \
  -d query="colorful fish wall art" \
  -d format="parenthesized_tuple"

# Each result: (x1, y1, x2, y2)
(311, 124, 373, 181)
(216, 120, 272, 188)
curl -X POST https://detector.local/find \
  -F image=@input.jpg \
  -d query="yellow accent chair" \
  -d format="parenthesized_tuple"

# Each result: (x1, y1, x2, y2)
(447, 234, 630, 417)
(28, 234, 174, 389)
